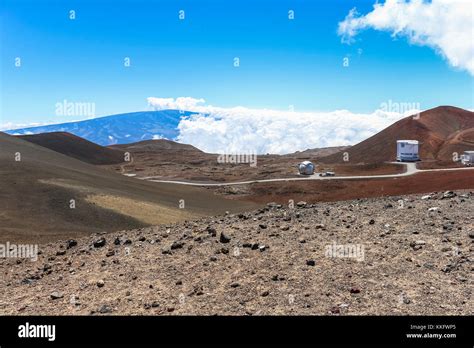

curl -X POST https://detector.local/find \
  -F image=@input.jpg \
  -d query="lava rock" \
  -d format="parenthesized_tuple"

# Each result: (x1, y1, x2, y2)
(219, 232, 231, 243)
(50, 291, 63, 300)
(93, 237, 106, 248)
(98, 305, 113, 314)
(206, 226, 217, 237)
(170, 241, 184, 250)
(296, 201, 307, 208)
(221, 247, 229, 254)
(66, 239, 77, 249)
(442, 191, 456, 199)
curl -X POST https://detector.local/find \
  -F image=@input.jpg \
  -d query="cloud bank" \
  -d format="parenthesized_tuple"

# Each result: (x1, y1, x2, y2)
(146, 97, 206, 111)
(0, 122, 45, 132)
(338, 0, 474, 75)
(148, 97, 417, 154)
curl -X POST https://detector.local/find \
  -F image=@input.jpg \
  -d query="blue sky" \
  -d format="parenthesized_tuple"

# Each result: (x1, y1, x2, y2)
(1, 0, 473, 127)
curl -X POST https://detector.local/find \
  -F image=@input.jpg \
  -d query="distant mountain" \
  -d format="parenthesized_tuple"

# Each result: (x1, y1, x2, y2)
(320, 106, 474, 164)
(284, 146, 351, 159)
(111, 139, 203, 153)
(6, 110, 198, 146)
(18, 132, 126, 165)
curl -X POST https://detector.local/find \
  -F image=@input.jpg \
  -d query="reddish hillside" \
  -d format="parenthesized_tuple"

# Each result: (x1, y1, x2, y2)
(18, 132, 125, 165)
(436, 127, 474, 160)
(320, 106, 474, 164)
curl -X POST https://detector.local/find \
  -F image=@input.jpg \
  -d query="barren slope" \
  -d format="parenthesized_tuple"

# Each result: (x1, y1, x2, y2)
(1, 191, 472, 315)
(111, 139, 202, 152)
(18, 132, 125, 165)
(0, 132, 257, 243)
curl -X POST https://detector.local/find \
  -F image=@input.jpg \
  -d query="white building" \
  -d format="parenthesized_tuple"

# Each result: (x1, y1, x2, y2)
(460, 151, 474, 165)
(298, 161, 315, 175)
(396, 140, 420, 162)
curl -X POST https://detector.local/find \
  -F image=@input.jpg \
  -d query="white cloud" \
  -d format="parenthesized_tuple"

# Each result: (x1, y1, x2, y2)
(0, 122, 45, 131)
(147, 97, 206, 111)
(338, 0, 474, 75)
(148, 97, 416, 154)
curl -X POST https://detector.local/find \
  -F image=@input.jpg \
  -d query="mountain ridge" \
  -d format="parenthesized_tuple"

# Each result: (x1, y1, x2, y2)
(18, 132, 126, 165)
(6, 110, 198, 146)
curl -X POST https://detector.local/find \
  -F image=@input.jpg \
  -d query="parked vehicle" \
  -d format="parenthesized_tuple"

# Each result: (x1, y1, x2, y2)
(460, 151, 474, 166)
(319, 171, 335, 177)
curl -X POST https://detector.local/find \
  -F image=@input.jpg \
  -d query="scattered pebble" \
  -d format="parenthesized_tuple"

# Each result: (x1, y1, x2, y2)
(50, 291, 63, 300)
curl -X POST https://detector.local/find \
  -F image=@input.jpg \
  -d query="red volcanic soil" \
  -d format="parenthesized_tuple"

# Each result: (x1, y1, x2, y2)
(18, 132, 125, 165)
(417, 160, 466, 170)
(436, 127, 474, 160)
(321, 106, 474, 164)
(317, 162, 405, 176)
(234, 170, 474, 205)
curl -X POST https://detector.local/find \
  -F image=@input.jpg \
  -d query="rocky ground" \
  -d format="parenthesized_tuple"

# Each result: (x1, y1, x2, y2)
(0, 191, 473, 315)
